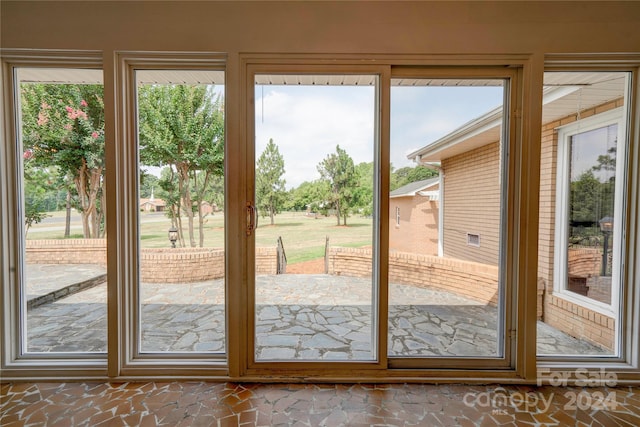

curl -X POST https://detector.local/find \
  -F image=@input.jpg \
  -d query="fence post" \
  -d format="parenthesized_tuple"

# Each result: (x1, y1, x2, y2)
(324, 235, 329, 274)
(277, 236, 287, 274)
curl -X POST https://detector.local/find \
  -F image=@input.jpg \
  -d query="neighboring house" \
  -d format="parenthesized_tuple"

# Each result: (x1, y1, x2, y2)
(139, 197, 166, 212)
(408, 72, 627, 350)
(389, 178, 439, 255)
(200, 201, 218, 215)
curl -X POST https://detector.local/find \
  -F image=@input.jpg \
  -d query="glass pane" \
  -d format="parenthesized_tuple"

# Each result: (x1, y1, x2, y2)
(254, 74, 376, 361)
(18, 68, 107, 352)
(388, 79, 505, 357)
(136, 70, 226, 353)
(537, 71, 628, 356)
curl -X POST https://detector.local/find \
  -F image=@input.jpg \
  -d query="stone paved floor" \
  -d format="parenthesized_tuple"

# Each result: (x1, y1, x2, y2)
(25, 264, 106, 300)
(24, 266, 608, 357)
(2, 381, 640, 426)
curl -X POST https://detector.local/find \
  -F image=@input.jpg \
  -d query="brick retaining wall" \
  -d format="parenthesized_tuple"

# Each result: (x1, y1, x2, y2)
(328, 247, 499, 306)
(544, 294, 614, 350)
(25, 240, 278, 283)
(26, 239, 108, 265)
(568, 247, 602, 277)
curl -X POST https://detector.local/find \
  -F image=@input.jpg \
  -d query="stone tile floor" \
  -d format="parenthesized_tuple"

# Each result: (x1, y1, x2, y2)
(2, 381, 640, 426)
(25, 267, 607, 357)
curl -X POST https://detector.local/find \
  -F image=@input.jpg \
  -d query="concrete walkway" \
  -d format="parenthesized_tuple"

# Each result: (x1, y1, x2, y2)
(25, 265, 608, 357)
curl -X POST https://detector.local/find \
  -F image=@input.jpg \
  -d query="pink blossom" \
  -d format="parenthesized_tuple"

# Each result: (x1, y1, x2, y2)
(66, 108, 88, 120)
(91, 131, 99, 139)
(63, 123, 72, 131)
(40, 102, 51, 110)
(37, 112, 48, 126)
(80, 100, 88, 107)
(65, 106, 73, 113)
(23, 149, 34, 160)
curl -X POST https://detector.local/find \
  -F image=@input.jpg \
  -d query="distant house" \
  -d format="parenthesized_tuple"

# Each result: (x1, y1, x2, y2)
(389, 178, 439, 255)
(139, 196, 166, 212)
(200, 201, 218, 215)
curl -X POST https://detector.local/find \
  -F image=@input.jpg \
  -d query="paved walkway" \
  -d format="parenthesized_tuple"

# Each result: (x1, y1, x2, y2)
(25, 265, 608, 357)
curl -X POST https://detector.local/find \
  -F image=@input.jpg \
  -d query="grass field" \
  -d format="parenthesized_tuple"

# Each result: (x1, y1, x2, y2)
(26, 210, 373, 265)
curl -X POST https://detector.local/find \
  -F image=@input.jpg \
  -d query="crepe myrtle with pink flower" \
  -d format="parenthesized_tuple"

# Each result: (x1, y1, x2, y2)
(20, 83, 106, 238)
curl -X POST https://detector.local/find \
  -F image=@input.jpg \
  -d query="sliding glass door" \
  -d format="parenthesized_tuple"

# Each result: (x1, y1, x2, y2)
(250, 72, 380, 363)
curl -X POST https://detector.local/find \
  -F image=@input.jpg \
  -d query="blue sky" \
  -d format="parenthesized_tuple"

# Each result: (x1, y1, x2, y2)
(142, 82, 504, 188)
(255, 84, 504, 189)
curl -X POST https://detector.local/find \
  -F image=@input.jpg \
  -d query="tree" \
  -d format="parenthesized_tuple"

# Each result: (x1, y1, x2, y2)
(21, 83, 106, 238)
(256, 139, 286, 225)
(352, 162, 374, 217)
(317, 145, 357, 226)
(138, 84, 224, 247)
(23, 155, 52, 234)
(286, 180, 330, 213)
(139, 171, 160, 199)
(391, 165, 438, 191)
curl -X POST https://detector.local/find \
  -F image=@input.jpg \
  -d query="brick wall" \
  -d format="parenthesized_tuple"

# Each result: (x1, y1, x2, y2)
(140, 248, 225, 283)
(537, 98, 623, 351)
(568, 248, 602, 278)
(442, 141, 501, 266)
(389, 195, 439, 255)
(544, 295, 615, 350)
(25, 239, 108, 265)
(328, 247, 499, 306)
(25, 240, 279, 283)
(256, 247, 279, 276)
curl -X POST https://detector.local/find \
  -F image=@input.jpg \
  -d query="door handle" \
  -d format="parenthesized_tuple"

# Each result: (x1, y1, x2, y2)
(246, 201, 256, 236)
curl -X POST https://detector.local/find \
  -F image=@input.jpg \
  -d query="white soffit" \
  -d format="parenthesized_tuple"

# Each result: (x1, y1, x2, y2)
(542, 72, 626, 124)
(17, 68, 103, 84)
(136, 70, 224, 85)
(254, 76, 504, 87)
(16, 68, 225, 85)
(391, 78, 503, 87)
(409, 72, 627, 163)
(255, 75, 376, 86)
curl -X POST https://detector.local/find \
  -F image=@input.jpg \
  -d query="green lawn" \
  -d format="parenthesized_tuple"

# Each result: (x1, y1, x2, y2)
(26, 210, 373, 265)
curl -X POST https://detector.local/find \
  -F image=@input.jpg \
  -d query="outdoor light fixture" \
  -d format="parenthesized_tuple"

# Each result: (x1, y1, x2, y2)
(599, 216, 613, 276)
(168, 226, 178, 248)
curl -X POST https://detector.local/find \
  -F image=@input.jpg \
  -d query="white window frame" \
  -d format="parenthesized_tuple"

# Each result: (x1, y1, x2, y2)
(395, 206, 400, 226)
(1, 50, 538, 382)
(553, 107, 627, 318)
(114, 53, 229, 377)
(0, 50, 108, 377)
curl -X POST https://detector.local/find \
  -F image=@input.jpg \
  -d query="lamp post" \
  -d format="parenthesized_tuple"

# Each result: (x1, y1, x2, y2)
(168, 225, 178, 248)
(599, 216, 613, 276)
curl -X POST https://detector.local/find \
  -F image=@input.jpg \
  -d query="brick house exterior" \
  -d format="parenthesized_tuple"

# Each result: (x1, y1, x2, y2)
(389, 178, 439, 255)
(408, 76, 626, 351)
(441, 142, 501, 266)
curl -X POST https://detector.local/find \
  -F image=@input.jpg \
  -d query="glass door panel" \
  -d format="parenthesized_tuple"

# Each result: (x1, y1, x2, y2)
(253, 74, 377, 361)
(135, 70, 226, 354)
(17, 68, 107, 353)
(537, 71, 630, 357)
(388, 78, 506, 358)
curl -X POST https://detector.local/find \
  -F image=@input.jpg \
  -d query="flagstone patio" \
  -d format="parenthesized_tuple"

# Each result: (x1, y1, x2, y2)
(25, 264, 608, 358)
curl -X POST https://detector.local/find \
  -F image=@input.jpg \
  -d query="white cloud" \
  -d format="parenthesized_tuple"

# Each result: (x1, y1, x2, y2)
(256, 86, 375, 188)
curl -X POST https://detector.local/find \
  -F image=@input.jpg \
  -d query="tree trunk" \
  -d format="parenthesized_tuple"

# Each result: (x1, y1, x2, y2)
(75, 163, 91, 238)
(88, 168, 101, 238)
(177, 163, 196, 247)
(99, 175, 106, 237)
(64, 190, 71, 238)
(168, 167, 185, 248)
(194, 170, 211, 248)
